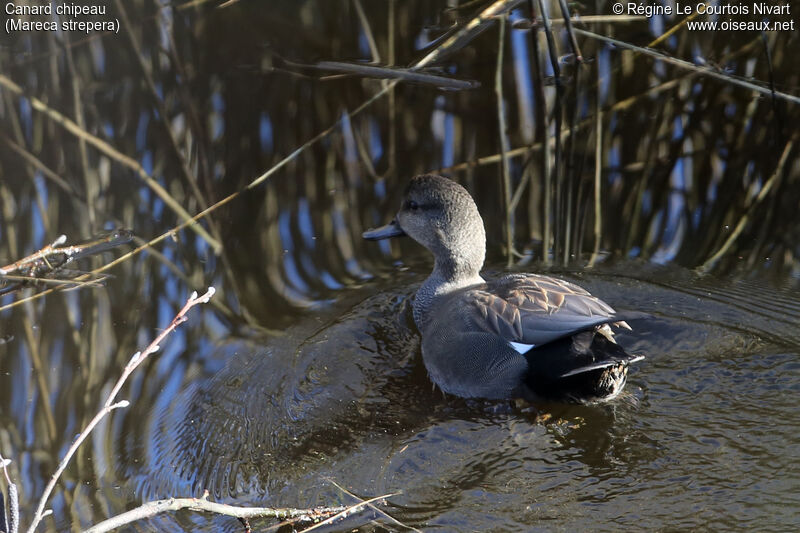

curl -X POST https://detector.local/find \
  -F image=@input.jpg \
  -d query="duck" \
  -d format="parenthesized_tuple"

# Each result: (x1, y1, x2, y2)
(363, 174, 645, 404)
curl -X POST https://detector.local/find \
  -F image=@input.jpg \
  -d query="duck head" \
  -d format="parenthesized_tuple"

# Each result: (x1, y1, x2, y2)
(363, 174, 486, 284)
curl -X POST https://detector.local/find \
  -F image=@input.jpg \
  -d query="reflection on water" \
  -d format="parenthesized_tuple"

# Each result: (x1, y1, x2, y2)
(93, 269, 799, 532)
(0, 0, 799, 531)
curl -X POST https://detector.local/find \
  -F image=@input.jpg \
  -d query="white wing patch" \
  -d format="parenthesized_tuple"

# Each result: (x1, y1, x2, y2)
(509, 341, 535, 354)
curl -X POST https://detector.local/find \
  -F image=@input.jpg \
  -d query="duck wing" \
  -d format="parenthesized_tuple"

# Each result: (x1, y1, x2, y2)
(466, 274, 625, 347)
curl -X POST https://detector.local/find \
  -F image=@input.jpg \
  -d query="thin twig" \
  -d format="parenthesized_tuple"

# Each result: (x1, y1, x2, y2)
(553, 15, 645, 23)
(698, 138, 796, 273)
(1, 453, 19, 533)
(103, 288, 216, 408)
(509, 171, 530, 213)
(0, 135, 75, 196)
(353, 126, 381, 179)
(325, 478, 421, 533)
(299, 493, 398, 532)
(588, 107, 603, 267)
(562, 49, 584, 264)
(0, 273, 108, 289)
(352, 0, 381, 63)
(415, 0, 524, 67)
(175, 0, 221, 10)
(314, 61, 479, 89)
(24, 288, 216, 533)
(536, 0, 563, 261)
(572, 28, 800, 105)
(24, 401, 129, 533)
(20, 316, 57, 444)
(760, 32, 783, 145)
(525, 0, 551, 263)
(555, 0, 582, 62)
(495, 17, 514, 266)
(387, 0, 397, 177)
(647, 12, 702, 48)
(536, 0, 561, 83)
(83, 492, 350, 533)
(61, 28, 95, 229)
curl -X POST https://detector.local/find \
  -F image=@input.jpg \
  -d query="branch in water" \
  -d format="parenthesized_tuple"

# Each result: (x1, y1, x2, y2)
(83, 490, 396, 533)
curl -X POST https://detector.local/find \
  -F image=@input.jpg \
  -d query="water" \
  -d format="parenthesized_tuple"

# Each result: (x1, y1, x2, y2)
(1, 1, 799, 531)
(3, 260, 800, 532)
(95, 268, 800, 531)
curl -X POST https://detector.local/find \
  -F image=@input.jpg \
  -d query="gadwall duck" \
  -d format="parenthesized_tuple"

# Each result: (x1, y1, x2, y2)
(363, 174, 644, 404)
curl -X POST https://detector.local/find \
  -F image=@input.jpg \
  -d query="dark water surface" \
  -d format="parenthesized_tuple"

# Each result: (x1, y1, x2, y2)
(101, 267, 800, 532)
(1, 1, 799, 531)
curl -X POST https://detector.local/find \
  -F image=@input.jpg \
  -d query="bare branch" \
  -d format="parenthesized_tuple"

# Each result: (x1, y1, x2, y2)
(24, 289, 216, 533)
(0, 453, 19, 533)
(325, 478, 420, 533)
(83, 492, 351, 533)
(298, 492, 397, 533)
(103, 287, 216, 407)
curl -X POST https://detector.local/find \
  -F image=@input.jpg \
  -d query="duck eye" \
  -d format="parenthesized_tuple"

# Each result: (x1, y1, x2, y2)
(407, 200, 420, 211)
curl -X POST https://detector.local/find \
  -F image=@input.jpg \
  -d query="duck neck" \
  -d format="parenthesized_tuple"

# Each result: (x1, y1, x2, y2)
(413, 243, 485, 329)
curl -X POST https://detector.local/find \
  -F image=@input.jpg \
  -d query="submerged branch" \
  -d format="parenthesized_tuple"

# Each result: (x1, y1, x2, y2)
(324, 478, 421, 533)
(298, 493, 398, 533)
(82, 492, 353, 533)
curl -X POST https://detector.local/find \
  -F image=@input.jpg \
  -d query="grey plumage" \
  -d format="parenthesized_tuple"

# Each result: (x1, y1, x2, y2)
(364, 174, 646, 403)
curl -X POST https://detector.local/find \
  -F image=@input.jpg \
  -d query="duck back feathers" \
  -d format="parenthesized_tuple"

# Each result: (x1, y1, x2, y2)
(363, 175, 646, 404)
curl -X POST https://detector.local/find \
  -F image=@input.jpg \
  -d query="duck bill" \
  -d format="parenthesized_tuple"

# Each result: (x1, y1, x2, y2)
(362, 219, 406, 240)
